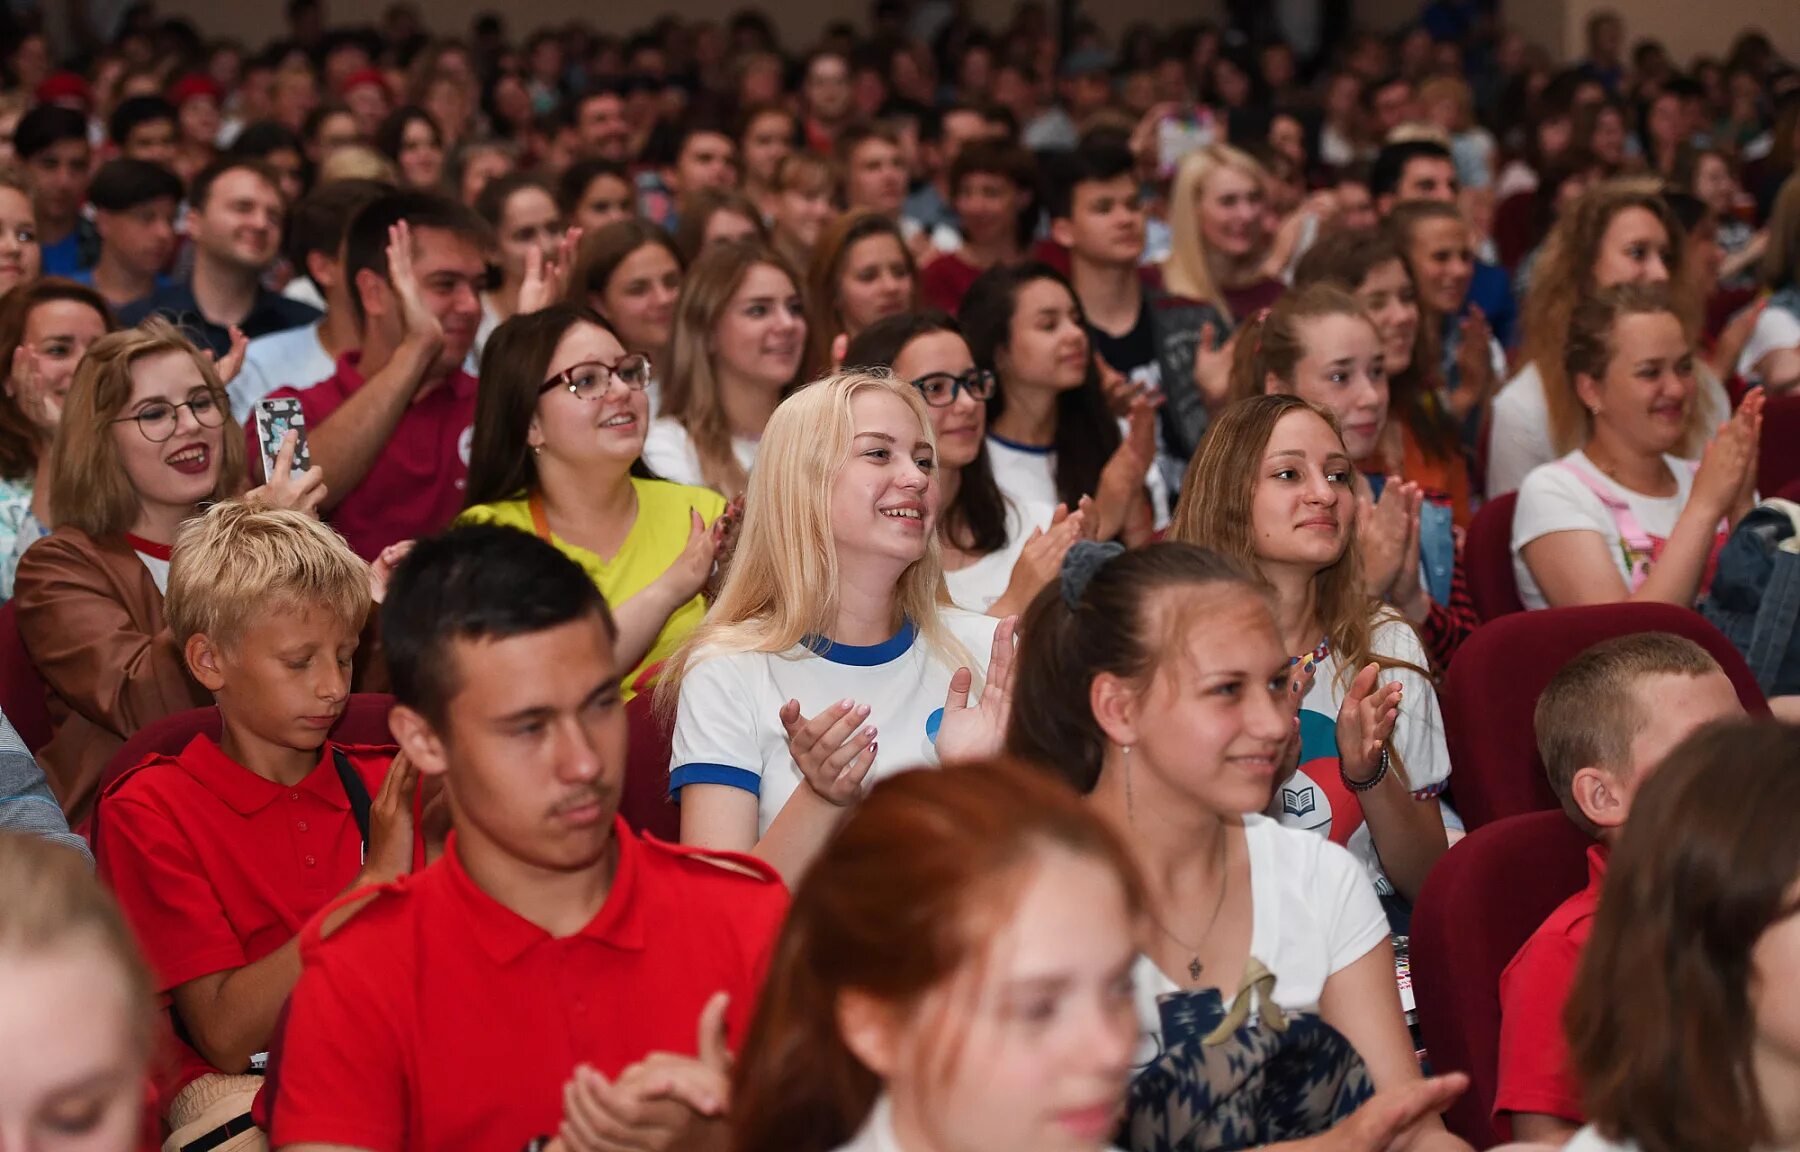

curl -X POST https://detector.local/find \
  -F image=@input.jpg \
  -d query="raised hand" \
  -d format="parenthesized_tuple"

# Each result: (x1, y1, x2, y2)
(246, 430, 327, 516)
(779, 698, 877, 806)
(358, 751, 418, 886)
(1387, 488, 1428, 622)
(1191, 322, 1236, 413)
(6, 343, 60, 428)
(1358, 479, 1416, 599)
(519, 226, 583, 316)
(208, 325, 249, 386)
(703, 498, 745, 602)
(935, 617, 1017, 763)
(1448, 305, 1496, 423)
(652, 508, 718, 608)
(1094, 393, 1159, 540)
(386, 221, 445, 353)
(993, 505, 1086, 616)
(1692, 386, 1761, 521)
(369, 539, 416, 605)
(1336, 662, 1402, 786)
(1299, 1073, 1468, 1152)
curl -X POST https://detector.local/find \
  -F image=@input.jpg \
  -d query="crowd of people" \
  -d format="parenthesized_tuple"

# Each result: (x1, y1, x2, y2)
(1, 1, 1799, 1151)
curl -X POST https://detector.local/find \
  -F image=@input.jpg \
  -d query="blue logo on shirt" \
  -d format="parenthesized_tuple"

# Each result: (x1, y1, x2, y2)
(1282, 786, 1317, 818)
(926, 707, 944, 744)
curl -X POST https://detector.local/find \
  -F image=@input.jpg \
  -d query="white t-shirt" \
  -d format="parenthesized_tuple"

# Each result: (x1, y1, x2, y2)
(1487, 361, 1728, 497)
(1276, 615, 1451, 896)
(985, 432, 1171, 531)
(1737, 303, 1800, 380)
(1132, 815, 1388, 1066)
(1565, 1127, 1638, 1152)
(941, 497, 1055, 613)
(229, 322, 335, 422)
(641, 417, 760, 492)
(1511, 450, 1699, 611)
(135, 549, 170, 594)
(669, 609, 1001, 837)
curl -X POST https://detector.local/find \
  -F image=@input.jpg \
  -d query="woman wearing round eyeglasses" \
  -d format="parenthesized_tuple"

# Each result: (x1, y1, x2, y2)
(12, 318, 324, 826)
(845, 311, 1088, 616)
(461, 303, 724, 701)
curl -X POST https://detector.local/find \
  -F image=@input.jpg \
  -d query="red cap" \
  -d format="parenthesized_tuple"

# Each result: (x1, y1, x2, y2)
(167, 73, 225, 107)
(34, 72, 93, 111)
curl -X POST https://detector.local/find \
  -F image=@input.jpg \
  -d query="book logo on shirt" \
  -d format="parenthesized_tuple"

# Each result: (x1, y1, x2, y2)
(1282, 785, 1317, 818)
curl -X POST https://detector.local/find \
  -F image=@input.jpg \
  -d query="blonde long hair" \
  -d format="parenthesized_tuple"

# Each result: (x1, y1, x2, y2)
(1519, 178, 1697, 457)
(662, 240, 806, 496)
(50, 318, 246, 539)
(659, 371, 969, 707)
(1162, 144, 1269, 324)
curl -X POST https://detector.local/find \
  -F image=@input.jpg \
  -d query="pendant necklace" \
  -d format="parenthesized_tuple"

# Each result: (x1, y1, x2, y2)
(1148, 830, 1231, 982)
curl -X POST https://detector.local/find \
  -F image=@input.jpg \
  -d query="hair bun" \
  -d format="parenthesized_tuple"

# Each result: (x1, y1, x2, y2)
(1060, 540, 1124, 608)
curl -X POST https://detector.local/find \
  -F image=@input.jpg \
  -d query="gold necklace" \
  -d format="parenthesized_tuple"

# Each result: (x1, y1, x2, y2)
(1146, 831, 1231, 982)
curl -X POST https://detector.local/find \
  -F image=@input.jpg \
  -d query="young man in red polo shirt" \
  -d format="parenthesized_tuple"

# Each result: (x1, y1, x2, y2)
(1493, 633, 1743, 1143)
(262, 191, 487, 561)
(96, 500, 424, 1149)
(268, 525, 788, 1152)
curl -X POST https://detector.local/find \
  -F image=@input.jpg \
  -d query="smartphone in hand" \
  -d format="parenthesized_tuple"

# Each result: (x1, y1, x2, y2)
(254, 397, 310, 481)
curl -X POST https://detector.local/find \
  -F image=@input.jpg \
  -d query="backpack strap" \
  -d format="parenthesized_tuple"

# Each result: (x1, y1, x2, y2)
(331, 746, 372, 860)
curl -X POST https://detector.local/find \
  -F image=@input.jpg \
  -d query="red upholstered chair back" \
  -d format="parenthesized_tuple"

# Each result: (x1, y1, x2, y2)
(1465, 491, 1525, 622)
(0, 600, 53, 754)
(1411, 811, 1595, 1149)
(1440, 603, 1768, 831)
(1760, 393, 1800, 501)
(624, 692, 680, 842)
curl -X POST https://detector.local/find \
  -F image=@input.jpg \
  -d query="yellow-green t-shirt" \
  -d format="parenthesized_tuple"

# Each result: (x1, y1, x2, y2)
(457, 478, 726, 699)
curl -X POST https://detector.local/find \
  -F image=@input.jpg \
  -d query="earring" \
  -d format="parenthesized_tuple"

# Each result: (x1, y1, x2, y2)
(1122, 744, 1134, 821)
(531, 444, 542, 456)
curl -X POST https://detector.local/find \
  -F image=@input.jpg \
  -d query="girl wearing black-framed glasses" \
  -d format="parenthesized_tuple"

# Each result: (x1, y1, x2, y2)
(845, 310, 1090, 618)
(463, 303, 730, 702)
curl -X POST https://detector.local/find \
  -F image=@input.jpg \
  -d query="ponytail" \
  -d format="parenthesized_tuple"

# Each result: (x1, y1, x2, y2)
(1005, 541, 1267, 794)
(1222, 284, 1372, 407)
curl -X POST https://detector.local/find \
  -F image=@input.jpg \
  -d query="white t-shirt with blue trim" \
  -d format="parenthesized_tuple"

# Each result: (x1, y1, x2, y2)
(669, 610, 1001, 836)
(985, 432, 1172, 530)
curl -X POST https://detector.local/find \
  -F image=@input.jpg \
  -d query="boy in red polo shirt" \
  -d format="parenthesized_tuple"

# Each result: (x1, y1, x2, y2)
(1493, 632, 1743, 1143)
(259, 191, 490, 561)
(268, 525, 788, 1152)
(95, 500, 425, 1150)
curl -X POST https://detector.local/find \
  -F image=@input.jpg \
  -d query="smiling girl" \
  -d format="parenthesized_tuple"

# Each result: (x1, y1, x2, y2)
(1513, 283, 1760, 610)
(665, 372, 1013, 883)
(567, 219, 685, 411)
(1161, 145, 1286, 325)
(0, 279, 113, 600)
(645, 242, 808, 497)
(13, 319, 322, 825)
(804, 211, 918, 379)
(462, 304, 721, 701)
(1171, 396, 1453, 910)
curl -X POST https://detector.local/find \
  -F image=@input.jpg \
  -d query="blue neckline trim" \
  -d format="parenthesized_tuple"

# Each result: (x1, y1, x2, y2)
(987, 431, 1055, 456)
(803, 618, 918, 666)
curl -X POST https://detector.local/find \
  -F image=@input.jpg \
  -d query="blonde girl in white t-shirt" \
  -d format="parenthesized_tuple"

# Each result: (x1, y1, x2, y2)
(1006, 540, 1467, 1152)
(1514, 282, 1761, 611)
(663, 371, 1014, 883)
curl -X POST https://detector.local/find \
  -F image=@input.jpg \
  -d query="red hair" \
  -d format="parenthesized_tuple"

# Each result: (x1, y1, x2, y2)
(730, 758, 1144, 1152)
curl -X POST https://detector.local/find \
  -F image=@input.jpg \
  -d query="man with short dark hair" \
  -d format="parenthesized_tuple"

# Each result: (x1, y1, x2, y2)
(257, 191, 486, 560)
(76, 159, 182, 311)
(268, 525, 786, 1152)
(574, 85, 632, 163)
(800, 50, 853, 153)
(903, 102, 1008, 247)
(231, 178, 388, 419)
(109, 95, 180, 169)
(637, 114, 739, 230)
(1049, 141, 1224, 491)
(15, 104, 95, 275)
(120, 158, 319, 356)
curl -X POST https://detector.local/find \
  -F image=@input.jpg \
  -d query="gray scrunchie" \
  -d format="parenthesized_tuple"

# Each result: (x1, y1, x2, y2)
(1060, 540, 1125, 608)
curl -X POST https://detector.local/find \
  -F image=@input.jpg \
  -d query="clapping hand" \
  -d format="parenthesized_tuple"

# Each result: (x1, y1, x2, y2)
(780, 698, 878, 806)
(558, 992, 734, 1152)
(935, 617, 1017, 763)
(1336, 662, 1402, 786)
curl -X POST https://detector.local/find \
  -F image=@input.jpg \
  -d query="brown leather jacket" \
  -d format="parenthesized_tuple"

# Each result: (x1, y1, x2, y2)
(12, 527, 209, 826)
